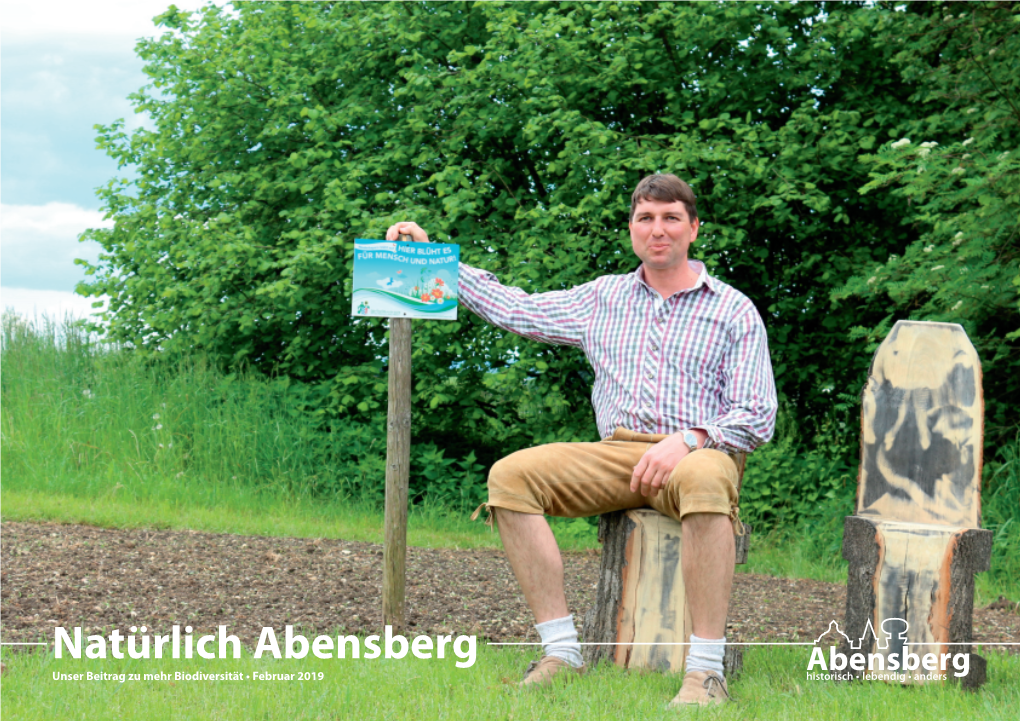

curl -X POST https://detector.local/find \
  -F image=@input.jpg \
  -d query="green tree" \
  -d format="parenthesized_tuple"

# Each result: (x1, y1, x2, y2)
(834, 1, 1019, 444)
(79, 1, 944, 468)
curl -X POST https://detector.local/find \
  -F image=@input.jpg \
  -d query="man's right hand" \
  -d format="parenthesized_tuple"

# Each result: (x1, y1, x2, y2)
(385, 222, 430, 243)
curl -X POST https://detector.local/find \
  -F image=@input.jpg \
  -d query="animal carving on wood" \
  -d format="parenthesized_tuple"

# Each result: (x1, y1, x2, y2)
(857, 321, 983, 527)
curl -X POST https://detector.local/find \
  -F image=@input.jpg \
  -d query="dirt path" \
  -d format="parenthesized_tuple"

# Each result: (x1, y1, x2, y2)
(2, 521, 1017, 650)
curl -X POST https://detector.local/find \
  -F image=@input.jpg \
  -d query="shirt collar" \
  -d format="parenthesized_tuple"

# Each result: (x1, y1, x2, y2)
(634, 260, 720, 298)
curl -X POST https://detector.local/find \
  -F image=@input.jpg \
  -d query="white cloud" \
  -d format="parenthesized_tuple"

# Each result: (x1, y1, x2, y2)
(1, 1, 220, 43)
(1, 202, 111, 291)
(2, 202, 111, 234)
(0, 0, 234, 289)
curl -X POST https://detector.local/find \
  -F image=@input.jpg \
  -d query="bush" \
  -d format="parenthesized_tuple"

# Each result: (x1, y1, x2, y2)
(740, 411, 857, 531)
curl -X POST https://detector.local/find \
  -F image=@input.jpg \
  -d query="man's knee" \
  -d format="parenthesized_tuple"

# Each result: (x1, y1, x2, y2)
(667, 449, 740, 514)
(486, 450, 546, 514)
(488, 452, 528, 495)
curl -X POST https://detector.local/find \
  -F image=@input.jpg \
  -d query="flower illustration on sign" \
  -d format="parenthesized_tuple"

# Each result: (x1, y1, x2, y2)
(405, 264, 455, 305)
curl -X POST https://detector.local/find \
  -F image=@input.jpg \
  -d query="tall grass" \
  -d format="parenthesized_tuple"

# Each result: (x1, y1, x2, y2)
(1, 314, 589, 551)
(2, 312, 350, 503)
(982, 434, 1020, 593)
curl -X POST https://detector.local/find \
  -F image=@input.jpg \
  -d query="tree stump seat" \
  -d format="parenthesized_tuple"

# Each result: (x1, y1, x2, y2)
(582, 453, 748, 676)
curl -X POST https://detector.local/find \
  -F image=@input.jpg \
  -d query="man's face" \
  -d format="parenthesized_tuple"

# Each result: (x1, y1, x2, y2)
(628, 199, 699, 272)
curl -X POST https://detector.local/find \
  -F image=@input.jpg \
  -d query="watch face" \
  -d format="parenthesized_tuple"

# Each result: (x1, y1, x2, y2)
(684, 431, 697, 450)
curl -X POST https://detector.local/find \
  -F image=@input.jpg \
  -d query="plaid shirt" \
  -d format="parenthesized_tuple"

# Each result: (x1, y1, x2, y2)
(458, 260, 777, 453)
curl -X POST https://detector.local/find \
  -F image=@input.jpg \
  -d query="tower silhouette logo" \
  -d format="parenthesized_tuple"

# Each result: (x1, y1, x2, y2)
(812, 618, 909, 650)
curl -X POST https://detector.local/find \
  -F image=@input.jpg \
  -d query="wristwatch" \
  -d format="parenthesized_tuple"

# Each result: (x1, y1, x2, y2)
(681, 429, 699, 453)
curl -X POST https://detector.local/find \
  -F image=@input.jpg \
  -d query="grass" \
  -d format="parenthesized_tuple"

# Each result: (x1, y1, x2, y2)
(3, 642, 1018, 720)
(0, 488, 506, 550)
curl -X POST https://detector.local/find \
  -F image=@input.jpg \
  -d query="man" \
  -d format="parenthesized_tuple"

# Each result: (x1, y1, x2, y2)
(385, 173, 777, 707)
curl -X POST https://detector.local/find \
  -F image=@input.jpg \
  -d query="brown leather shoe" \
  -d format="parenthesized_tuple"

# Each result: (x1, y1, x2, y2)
(519, 656, 587, 687)
(668, 670, 731, 707)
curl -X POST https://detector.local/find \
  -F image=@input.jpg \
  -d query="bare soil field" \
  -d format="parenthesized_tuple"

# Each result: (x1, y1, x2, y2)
(2, 521, 1017, 650)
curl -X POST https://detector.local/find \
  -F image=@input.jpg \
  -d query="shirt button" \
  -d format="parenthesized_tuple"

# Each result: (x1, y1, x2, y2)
(651, 344, 659, 351)
(646, 371, 654, 380)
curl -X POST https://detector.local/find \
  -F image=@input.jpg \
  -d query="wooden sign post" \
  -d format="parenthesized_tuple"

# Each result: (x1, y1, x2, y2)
(352, 234, 460, 633)
(382, 234, 414, 632)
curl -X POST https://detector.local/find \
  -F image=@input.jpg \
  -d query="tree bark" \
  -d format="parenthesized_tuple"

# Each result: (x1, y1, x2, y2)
(840, 515, 991, 687)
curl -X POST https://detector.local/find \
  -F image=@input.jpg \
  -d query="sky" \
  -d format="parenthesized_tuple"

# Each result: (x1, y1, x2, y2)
(1, 0, 217, 322)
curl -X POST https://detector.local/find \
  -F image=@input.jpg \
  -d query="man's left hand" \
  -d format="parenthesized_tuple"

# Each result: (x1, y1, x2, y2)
(630, 430, 706, 497)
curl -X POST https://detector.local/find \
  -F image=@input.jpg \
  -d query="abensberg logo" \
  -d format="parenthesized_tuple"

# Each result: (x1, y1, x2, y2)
(807, 619, 970, 682)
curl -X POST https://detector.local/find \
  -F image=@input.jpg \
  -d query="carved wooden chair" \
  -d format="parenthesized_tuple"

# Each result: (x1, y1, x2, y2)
(840, 320, 991, 688)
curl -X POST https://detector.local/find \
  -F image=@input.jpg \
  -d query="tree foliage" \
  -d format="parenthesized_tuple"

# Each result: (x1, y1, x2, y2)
(78, 1, 1012, 468)
(834, 1, 1019, 444)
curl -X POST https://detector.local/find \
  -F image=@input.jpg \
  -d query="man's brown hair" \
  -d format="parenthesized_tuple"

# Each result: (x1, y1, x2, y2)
(629, 174, 698, 223)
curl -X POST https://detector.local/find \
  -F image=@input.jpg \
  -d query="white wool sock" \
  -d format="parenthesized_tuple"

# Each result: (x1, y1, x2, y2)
(535, 615, 584, 668)
(685, 634, 725, 676)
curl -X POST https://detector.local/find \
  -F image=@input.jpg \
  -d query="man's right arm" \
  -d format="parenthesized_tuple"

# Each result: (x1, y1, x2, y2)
(384, 221, 594, 348)
(457, 263, 596, 348)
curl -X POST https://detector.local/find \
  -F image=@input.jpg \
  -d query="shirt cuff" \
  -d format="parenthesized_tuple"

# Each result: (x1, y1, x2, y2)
(692, 425, 720, 451)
